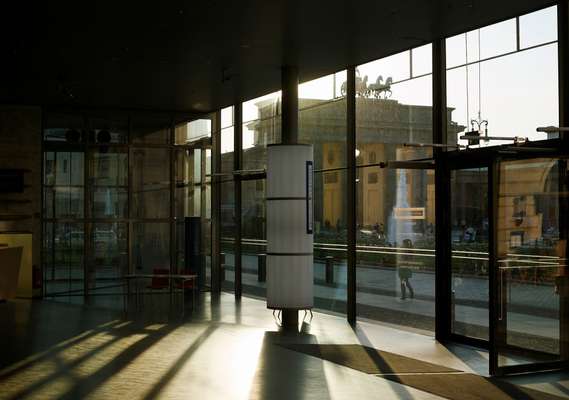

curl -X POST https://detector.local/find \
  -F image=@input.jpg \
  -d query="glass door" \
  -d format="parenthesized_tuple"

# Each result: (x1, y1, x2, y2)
(450, 166, 490, 343)
(492, 156, 569, 375)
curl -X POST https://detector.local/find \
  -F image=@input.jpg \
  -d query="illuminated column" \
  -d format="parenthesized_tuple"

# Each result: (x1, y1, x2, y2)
(266, 144, 314, 323)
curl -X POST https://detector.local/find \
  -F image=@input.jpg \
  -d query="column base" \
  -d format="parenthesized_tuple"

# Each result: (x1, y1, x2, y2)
(281, 309, 299, 330)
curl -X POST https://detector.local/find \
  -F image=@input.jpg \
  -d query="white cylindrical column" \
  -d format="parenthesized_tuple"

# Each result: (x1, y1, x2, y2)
(266, 144, 313, 310)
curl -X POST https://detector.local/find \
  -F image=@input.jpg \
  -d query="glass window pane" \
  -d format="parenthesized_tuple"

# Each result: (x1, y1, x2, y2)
(466, 30, 480, 63)
(314, 170, 347, 313)
(299, 71, 346, 101)
(358, 50, 410, 84)
(299, 71, 347, 171)
(90, 149, 128, 218)
(242, 91, 281, 124)
(242, 91, 282, 171)
(412, 44, 432, 76)
(175, 149, 202, 218)
(520, 6, 558, 49)
(496, 158, 567, 367)
(43, 151, 84, 218)
(451, 168, 489, 340)
(43, 222, 84, 297)
(221, 126, 234, 172)
(356, 75, 433, 167)
(356, 45, 434, 331)
(92, 189, 127, 219)
(356, 167, 435, 331)
(131, 148, 170, 219)
(479, 18, 517, 60)
(221, 181, 236, 291)
(242, 179, 267, 298)
(88, 223, 127, 291)
(175, 118, 212, 145)
(221, 106, 234, 129)
(132, 223, 170, 273)
(447, 44, 559, 147)
(446, 33, 467, 69)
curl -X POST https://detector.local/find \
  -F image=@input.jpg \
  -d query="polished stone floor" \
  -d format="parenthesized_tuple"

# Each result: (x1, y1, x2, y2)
(1, 293, 569, 400)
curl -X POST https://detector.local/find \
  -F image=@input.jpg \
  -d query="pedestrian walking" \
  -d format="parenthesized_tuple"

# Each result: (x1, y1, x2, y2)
(399, 239, 415, 300)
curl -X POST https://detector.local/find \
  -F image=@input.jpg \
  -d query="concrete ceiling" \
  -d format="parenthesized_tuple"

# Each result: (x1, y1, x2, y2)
(0, 0, 557, 115)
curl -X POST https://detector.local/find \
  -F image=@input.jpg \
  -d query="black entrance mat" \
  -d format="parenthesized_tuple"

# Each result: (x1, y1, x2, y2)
(382, 373, 566, 400)
(279, 344, 565, 400)
(279, 343, 459, 374)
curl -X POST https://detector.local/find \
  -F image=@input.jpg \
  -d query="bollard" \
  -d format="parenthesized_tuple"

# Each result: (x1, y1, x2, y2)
(258, 253, 266, 282)
(325, 255, 334, 284)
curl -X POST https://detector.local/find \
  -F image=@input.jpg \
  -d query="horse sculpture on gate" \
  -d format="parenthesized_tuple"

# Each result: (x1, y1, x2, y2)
(340, 73, 392, 99)
(368, 76, 393, 99)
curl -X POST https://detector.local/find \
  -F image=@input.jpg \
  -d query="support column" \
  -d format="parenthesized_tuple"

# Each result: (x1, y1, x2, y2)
(281, 66, 299, 145)
(432, 39, 451, 342)
(282, 65, 298, 329)
(211, 112, 222, 293)
(558, 0, 569, 360)
(234, 103, 243, 299)
(559, 1, 569, 138)
(347, 66, 357, 325)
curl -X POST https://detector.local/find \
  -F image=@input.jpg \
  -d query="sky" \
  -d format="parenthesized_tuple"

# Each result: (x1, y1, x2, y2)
(189, 5, 559, 154)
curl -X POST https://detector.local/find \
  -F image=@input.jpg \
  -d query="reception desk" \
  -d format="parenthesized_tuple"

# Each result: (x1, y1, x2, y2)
(0, 233, 33, 298)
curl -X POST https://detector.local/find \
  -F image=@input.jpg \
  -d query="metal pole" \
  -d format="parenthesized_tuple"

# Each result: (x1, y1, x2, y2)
(347, 66, 357, 325)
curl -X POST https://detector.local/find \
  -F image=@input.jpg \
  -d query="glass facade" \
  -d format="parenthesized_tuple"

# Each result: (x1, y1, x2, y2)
(39, 6, 568, 373)
(354, 45, 436, 331)
(299, 71, 348, 313)
(41, 111, 212, 303)
(446, 6, 559, 147)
